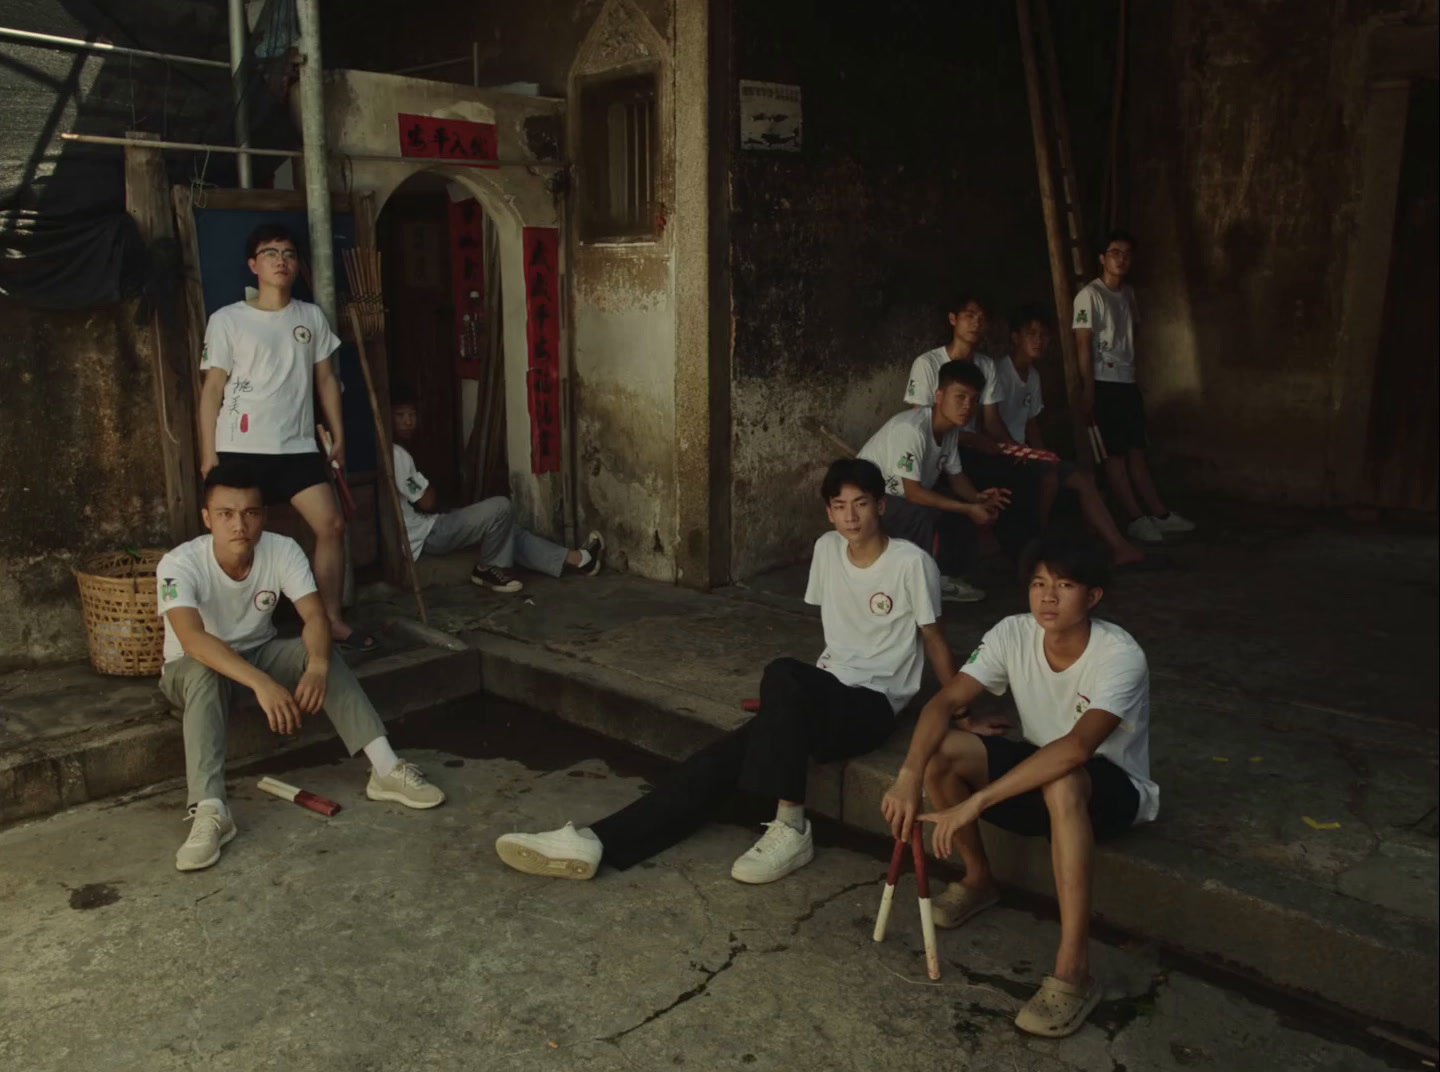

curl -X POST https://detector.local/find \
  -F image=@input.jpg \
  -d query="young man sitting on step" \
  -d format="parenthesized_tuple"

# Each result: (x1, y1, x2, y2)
(159, 462, 445, 873)
(495, 458, 954, 885)
(881, 530, 1158, 1039)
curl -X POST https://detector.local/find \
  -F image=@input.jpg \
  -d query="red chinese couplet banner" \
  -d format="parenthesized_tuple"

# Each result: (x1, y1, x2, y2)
(448, 199, 485, 381)
(397, 113, 498, 167)
(523, 227, 561, 475)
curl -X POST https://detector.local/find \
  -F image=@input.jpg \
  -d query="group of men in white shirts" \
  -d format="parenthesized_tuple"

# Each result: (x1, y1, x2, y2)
(159, 223, 1172, 1041)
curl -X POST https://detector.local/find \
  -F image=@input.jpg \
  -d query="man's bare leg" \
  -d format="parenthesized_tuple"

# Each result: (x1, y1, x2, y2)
(1126, 449, 1170, 519)
(289, 483, 354, 640)
(1043, 770, 1096, 984)
(1064, 470, 1144, 565)
(923, 729, 995, 891)
(1036, 467, 1061, 528)
(1102, 455, 1145, 523)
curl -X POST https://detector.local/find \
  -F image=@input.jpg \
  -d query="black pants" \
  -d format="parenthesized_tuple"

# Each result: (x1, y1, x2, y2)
(590, 658, 894, 870)
(956, 448, 1044, 559)
(884, 494, 976, 577)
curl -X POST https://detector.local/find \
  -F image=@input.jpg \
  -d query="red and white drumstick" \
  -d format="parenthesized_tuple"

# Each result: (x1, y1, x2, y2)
(1087, 425, 1108, 464)
(998, 443, 1061, 464)
(873, 824, 941, 980)
(873, 835, 908, 942)
(257, 776, 342, 817)
(317, 425, 357, 519)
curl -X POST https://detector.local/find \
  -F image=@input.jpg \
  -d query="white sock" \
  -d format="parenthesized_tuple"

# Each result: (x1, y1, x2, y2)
(576, 548, 593, 568)
(364, 737, 401, 778)
(776, 802, 806, 833)
(195, 797, 228, 819)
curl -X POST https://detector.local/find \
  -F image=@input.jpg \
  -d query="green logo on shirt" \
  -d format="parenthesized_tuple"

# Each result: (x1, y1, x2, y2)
(898, 451, 917, 473)
(1075, 309, 1089, 325)
(199, 345, 209, 367)
(160, 578, 178, 601)
(966, 644, 983, 665)
(406, 477, 422, 495)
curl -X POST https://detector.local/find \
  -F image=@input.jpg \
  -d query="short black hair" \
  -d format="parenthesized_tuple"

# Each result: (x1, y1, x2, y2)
(820, 458, 886, 502)
(937, 359, 988, 395)
(1020, 528, 1113, 590)
(246, 223, 299, 260)
(204, 461, 263, 503)
(390, 383, 418, 408)
(1101, 228, 1136, 252)
(1009, 303, 1052, 332)
(944, 290, 989, 316)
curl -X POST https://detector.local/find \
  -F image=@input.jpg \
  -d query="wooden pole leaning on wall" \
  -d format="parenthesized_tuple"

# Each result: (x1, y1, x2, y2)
(124, 131, 200, 539)
(1015, 0, 1093, 470)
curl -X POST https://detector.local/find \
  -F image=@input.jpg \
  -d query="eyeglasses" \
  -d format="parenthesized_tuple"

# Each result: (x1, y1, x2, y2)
(1102, 247, 1131, 257)
(255, 247, 299, 263)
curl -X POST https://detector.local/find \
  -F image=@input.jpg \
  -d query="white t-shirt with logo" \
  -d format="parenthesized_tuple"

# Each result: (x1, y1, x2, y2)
(157, 532, 318, 663)
(392, 444, 438, 560)
(804, 531, 943, 713)
(1071, 280, 1138, 384)
(992, 357, 1044, 443)
(202, 299, 341, 454)
(859, 406, 963, 499)
(903, 347, 1004, 432)
(962, 613, 1158, 823)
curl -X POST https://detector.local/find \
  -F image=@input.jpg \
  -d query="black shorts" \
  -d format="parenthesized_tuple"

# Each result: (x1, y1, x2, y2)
(216, 451, 329, 506)
(1093, 381, 1147, 455)
(980, 735, 1140, 842)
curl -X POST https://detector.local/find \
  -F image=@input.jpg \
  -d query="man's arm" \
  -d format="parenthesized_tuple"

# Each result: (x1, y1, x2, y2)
(1074, 328, 1096, 423)
(165, 607, 303, 733)
(314, 358, 346, 469)
(955, 428, 1001, 455)
(289, 592, 333, 716)
(920, 622, 955, 686)
(944, 472, 1010, 518)
(982, 403, 1017, 446)
(414, 487, 439, 512)
(902, 477, 994, 521)
(1024, 418, 1046, 450)
(197, 368, 229, 476)
(881, 671, 989, 838)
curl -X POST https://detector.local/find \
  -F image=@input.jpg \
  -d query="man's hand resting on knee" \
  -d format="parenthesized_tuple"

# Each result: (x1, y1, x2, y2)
(293, 662, 329, 716)
(255, 678, 304, 735)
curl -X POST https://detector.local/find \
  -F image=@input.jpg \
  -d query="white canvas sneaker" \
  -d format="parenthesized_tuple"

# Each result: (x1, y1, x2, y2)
(495, 822, 602, 880)
(940, 577, 987, 603)
(1152, 511, 1196, 534)
(730, 820, 814, 884)
(175, 802, 237, 872)
(1126, 516, 1165, 544)
(366, 761, 446, 809)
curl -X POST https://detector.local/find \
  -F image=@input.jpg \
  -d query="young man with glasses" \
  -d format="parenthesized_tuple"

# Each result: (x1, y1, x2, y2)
(196, 225, 376, 654)
(1072, 230, 1195, 544)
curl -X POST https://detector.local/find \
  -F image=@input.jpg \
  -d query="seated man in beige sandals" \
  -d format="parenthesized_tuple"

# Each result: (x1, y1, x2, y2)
(880, 530, 1157, 1038)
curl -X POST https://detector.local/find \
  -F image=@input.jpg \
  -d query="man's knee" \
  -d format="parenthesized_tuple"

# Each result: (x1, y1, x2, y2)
(313, 510, 346, 542)
(1042, 769, 1091, 815)
(167, 660, 224, 704)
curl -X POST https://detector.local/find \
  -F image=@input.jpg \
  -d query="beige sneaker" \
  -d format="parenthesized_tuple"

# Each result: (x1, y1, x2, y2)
(366, 761, 446, 809)
(930, 881, 999, 928)
(175, 803, 237, 872)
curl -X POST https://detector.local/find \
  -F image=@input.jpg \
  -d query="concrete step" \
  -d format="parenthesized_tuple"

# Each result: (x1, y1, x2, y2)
(0, 647, 480, 827)
(467, 627, 1438, 1038)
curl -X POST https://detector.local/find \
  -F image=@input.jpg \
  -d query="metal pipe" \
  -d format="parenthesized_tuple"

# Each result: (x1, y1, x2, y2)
(472, 41, 479, 87)
(59, 132, 565, 168)
(227, 0, 252, 188)
(0, 25, 230, 69)
(390, 56, 472, 75)
(294, 0, 335, 325)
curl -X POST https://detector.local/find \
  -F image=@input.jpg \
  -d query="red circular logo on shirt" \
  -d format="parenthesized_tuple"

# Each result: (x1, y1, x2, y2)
(254, 590, 277, 612)
(869, 592, 894, 616)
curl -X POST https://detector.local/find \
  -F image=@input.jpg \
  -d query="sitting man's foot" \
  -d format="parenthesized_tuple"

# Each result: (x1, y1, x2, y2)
(581, 530, 605, 577)
(1151, 511, 1195, 534)
(941, 576, 986, 603)
(366, 761, 446, 809)
(1112, 541, 1146, 567)
(930, 880, 1000, 928)
(731, 820, 814, 884)
(1126, 516, 1165, 544)
(1014, 974, 1103, 1038)
(331, 622, 380, 654)
(175, 802, 237, 872)
(472, 565, 523, 593)
(495, 822, 602, 880)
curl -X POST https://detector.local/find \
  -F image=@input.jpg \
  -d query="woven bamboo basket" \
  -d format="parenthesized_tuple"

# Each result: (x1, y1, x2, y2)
(73, 549, 168, 676)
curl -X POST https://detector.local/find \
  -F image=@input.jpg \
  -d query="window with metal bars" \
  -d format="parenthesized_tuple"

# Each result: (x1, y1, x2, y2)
(578, 73, 658, 242)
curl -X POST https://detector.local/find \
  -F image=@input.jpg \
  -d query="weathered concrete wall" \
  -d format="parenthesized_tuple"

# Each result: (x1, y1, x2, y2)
(1126, 1, 1437, 506)
(0, 302, 169, 670)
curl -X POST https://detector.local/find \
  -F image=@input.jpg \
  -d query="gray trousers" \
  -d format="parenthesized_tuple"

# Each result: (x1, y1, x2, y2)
(422, 496, 568, 577)
(159, 637, 387, 805)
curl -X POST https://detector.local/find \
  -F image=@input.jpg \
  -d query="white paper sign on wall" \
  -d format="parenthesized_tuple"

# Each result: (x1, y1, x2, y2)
(740, 81, 802, 152)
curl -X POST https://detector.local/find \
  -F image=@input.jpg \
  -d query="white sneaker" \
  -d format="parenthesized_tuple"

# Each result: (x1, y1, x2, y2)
(941, 577, 987, 603)
(730, 820, 814, 884)
(495, 822, 602, 880)
(366, 760, 446, 809)
(1152, 511, 1195, 534)
(175, 802, 237, 872)
(1126, 516, 1165, 544)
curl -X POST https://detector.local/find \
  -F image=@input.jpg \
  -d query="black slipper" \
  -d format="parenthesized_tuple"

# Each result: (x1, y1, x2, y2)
(335, 629, 380, 653)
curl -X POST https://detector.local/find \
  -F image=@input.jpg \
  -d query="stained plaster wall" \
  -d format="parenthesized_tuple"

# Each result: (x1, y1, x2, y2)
(1126, 0, 1437, 507)
(725, 1, 1118, 579)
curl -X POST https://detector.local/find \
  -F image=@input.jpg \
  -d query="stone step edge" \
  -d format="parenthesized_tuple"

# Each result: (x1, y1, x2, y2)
(468, 629, 1438, 1038)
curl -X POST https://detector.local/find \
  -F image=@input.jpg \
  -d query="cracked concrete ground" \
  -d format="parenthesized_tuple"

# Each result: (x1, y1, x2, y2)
(0, 711, 1412, 1072)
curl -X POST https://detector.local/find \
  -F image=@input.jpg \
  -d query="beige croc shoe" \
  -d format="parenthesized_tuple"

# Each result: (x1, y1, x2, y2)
(1014, 975, 1103, 1038)
(930, 882, 1000, 929)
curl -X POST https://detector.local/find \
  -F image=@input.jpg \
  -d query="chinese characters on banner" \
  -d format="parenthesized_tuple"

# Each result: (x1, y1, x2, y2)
(448, 198, 485, 381)
(523, 227, 561, 475)
(397, 113, 499, 167)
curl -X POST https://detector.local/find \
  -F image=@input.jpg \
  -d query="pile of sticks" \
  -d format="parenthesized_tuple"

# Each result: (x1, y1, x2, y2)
(342, 245, 385, 338)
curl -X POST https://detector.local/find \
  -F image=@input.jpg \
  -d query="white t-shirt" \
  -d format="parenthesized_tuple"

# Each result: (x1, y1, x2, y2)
(962, 613, 1158, 823)
(392, 444, 439, 560)
(992, 357, 1044, 443)
(157, 532, 318, 662)
(859, 407, 963, 499)
(202, 299, 341, 454)
(903, 347, 1003, 432)
(1071, 280, 1138, 384)
(805, 531, 943, 713)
